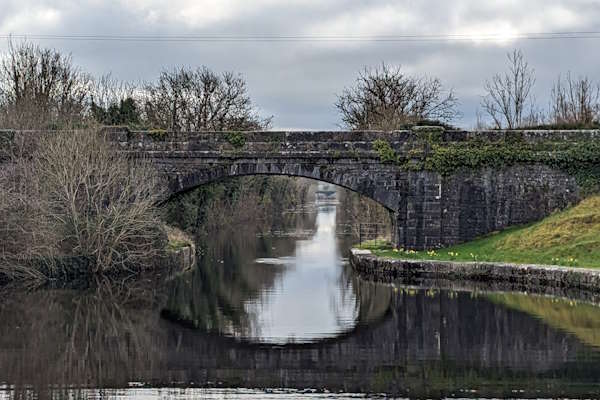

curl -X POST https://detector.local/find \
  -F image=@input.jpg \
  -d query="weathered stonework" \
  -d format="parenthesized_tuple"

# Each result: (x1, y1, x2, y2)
(350, 249, 600, 293)
(101, 126, 587, 250)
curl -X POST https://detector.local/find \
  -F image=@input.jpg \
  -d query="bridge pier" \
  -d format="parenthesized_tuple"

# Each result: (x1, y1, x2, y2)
(394, 167, 579, 250)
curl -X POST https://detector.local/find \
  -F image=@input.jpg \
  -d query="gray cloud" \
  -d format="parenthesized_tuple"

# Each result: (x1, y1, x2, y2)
(1, 0, 599, 129)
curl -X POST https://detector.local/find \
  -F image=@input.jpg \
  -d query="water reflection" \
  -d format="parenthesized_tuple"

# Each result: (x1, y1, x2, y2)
(245, 205, 358, 343)
(164, 202, 390, 344)
(3, 279, 600, 397)
(3, 186, 600, 398)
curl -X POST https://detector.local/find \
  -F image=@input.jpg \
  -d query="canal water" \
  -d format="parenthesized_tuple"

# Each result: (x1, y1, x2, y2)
(2, 187, 600, 398)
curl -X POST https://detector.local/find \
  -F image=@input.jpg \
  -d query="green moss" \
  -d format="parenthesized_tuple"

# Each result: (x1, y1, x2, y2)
(348, 147, 360, 159)
(226, 131, 246, 148)
(146, 129, 168, 140)
(166, 239, 190, 252)
(372, 139, 397, 163)
(358, 196, 600, 268)
(413, 126, 444, 144)
(164, 225, 194, 252)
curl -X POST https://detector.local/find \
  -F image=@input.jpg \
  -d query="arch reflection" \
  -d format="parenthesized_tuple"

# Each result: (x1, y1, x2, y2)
(163, 201, 392, 344)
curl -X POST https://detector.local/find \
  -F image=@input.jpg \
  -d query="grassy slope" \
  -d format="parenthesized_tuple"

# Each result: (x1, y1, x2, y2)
(360, 195, 600, 268)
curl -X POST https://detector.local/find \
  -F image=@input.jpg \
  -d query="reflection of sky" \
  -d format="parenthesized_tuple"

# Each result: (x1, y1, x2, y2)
(245, 204, 358, 343)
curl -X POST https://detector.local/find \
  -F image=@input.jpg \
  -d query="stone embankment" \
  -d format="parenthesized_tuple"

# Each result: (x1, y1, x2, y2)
(350, 249, 600, 292)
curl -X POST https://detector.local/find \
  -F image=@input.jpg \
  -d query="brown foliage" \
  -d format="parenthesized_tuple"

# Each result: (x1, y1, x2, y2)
(0, 129, 166, 282)
(551, 73, 600, 127)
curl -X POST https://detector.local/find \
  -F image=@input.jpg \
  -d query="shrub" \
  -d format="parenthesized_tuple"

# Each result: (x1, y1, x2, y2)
(0, 129, 167, 282)
(372, 139, 397, 163)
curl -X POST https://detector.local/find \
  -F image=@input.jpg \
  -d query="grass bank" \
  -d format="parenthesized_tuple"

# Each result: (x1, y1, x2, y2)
(359, 195, 600, 269)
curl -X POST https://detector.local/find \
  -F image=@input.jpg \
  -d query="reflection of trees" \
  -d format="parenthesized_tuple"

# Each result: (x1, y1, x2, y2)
(164, 208, 394, 340)
(336, 189, 393, 242)
(336, 264, 393, 325)
(2, 280, 600, 398)
(0, 279, 170, 398)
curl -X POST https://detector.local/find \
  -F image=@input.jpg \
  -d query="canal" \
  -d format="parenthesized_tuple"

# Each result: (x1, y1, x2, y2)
(1, 182, 600, 398)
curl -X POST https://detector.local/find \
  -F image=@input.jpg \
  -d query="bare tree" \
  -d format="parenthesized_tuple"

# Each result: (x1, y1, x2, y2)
(481, 50, 537, 129)
(335, 63, 459, 130)
(0, 41, 92, 129)
(1, 129, 167, 281)
(33, 130, 167, 272)
(551, 72, 600, 127)
(0, 133, 58, 281)
(142, 66, 271, 131)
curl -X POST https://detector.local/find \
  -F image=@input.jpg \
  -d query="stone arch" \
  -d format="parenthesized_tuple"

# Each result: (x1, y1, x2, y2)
(165, 162, 403, 213)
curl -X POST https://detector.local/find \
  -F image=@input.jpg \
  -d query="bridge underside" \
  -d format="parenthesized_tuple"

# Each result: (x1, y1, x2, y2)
(161, 158, 579, 250)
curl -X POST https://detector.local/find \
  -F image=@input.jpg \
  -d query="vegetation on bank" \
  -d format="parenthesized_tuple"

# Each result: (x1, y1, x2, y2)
(0, 41, 275, 285)
(0, 129, 167, 283)
(359, 195, 600, 268)
(165, 226, 195, 252)
(165, 176, 314, 235)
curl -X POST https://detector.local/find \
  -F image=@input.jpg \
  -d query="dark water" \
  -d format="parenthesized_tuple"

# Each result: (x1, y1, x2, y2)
(2, 194, 600, 398)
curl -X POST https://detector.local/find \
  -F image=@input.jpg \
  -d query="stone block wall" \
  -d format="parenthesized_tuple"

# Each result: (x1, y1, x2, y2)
(395, 165, 579, 249)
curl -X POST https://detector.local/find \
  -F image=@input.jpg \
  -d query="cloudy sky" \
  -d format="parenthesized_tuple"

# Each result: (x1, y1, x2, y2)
(0, 0, 598, 129)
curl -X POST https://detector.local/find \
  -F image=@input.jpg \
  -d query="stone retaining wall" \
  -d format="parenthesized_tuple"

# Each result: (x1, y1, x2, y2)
(350, 249, 600, 292)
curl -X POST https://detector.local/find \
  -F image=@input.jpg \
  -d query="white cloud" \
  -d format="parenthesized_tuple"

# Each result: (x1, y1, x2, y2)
(0, 6, 61, 33)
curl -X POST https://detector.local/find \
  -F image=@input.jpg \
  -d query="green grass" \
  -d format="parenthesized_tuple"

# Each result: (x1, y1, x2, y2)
(358, 195, 600, 268)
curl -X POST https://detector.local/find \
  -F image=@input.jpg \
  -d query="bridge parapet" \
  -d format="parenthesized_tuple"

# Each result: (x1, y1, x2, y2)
(103, 126, 600, 167)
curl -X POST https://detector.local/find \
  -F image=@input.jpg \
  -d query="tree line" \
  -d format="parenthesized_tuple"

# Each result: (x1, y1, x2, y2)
(338, 50, 600, 130)
(0, 41, 270, 131)
(2, 42, 599, 132)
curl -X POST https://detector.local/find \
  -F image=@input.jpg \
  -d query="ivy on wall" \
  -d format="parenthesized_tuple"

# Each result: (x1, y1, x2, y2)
(371, 134, 600, 194)
(226, 131, 246, 148)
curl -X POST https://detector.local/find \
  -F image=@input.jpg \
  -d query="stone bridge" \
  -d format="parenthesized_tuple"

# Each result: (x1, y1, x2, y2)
(108, 127, 591, 250)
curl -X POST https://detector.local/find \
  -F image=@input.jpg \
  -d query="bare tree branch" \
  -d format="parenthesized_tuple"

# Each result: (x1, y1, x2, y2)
(336, 63, 459, 130)
(551, 72, 600, 127)
(481, 50, 538, 129)
(0, 40, 92, 129)
(142, 66, 271, 131)
(0, 129, 167, 281)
